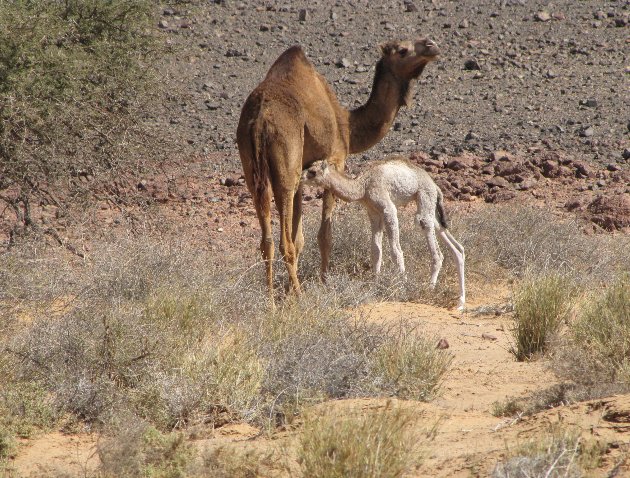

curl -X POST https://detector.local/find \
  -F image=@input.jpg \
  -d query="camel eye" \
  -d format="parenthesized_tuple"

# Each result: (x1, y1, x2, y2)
(399, 48, 409, 57)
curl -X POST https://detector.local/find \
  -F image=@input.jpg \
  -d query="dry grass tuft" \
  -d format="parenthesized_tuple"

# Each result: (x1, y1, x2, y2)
(298, 402, 422, 478)
(374, 326, 452, 401)
(492, 425, 607, 478)
(509, 273, 578, 361)
(555, 274, 630, 388)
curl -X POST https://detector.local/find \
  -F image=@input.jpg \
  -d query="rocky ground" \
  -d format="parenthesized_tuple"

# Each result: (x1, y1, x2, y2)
(155, 0, 629, 170)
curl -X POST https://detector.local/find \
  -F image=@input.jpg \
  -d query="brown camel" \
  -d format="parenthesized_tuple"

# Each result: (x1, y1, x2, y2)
(236, 37, 440, 297)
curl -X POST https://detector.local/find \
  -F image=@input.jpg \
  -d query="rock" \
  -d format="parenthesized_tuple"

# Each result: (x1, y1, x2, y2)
(587, 194, 630, 231)
(205, 101, 220, 110)
(565, 198, 584, 211)
(446, 157, 475, 170)
(459, 19, 469, 28)
(534, 11, 551, 22)
(481, 333, 497, 341)
(158, 20, 169, 29)
(404, 1, 418, 12)
(541, 159, 559, 177)
(336, 58, 352, 68)
(516, 178, 538, 190)
(330, 11, 337, 20)
(298, 9, 308, 21)
(594, 10, 606, 20)
(465, 131, 480, 141)
(491, 150, 511, 161)
(607, 163, 620, 172)
(545, 70, 558, 79)
(623, 149, 630, 160)
(464, 58, 481, 70)
(436, 338, 449, 349)
(581, 98, 598, 107)
(224, 177, 238, 187)
(486, 176, 511, 188)
(573, 160, 593, 178)
(579, 126, 594, 137)
(260, 24, 270, 31)
(615, 17, 628, 27)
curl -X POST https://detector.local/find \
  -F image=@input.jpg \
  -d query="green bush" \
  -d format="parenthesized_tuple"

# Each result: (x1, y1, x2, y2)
(510, 274, 577, 361)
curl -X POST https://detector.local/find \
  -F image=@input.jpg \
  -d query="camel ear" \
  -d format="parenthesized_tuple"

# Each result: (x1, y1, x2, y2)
(379, 41, 398, 56)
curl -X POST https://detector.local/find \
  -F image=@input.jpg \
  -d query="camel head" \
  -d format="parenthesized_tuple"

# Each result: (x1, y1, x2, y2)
(379, 37, 440, 80)
(301, 160, 332, 186)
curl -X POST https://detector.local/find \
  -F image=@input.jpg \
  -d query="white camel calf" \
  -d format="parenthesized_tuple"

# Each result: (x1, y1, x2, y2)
(302, 157, 466, 310)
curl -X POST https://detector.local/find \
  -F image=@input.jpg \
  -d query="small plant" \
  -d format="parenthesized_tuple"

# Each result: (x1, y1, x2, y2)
(374, 327, 452, 401)
(491, 398, 524, 418)
(298, 402, 422, 478)
(492, 425, 607, 478)
(559, 274, 630, 385)
(99, 420, 194, 478)
(510, 274, 577, 361)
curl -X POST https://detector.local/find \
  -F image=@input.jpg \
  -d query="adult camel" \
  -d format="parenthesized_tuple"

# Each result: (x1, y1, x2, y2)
(236, 37, 440, 297)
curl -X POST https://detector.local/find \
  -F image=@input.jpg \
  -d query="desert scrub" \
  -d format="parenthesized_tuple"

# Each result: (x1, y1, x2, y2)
(460, 205, 630, 282)
(2, 238, 453, 435)
(99, 420, 194, 478)
(298, 402, 422, 478)
(374, 326, 452, 400)
(510, 273, 578, 361)
(492, 425, 607, 478)
(557, 275, 630, 386)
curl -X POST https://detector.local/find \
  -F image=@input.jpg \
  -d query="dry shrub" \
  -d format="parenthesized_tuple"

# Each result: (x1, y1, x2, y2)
(510, 274, 578, 361)
(555, 275, 630, 387)
(492, 425, 606, 478)
(200, 446, 286, 478)
(2, 237, 453, 435)
(99, 418, 194, 478)
(298, 403, 422, 478)
(459, 205, 630, 282)
(375, 326, 452, 401)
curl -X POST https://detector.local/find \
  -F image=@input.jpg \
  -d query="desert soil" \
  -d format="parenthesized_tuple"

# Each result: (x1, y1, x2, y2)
(4, 0, 630, 476)
(10, 293, 630, 477)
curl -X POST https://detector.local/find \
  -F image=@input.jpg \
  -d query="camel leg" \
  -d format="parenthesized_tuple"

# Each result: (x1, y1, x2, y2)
(274, 186, 301, 294)
(254, 191, 275, 297)
(383, 204, 405, 273)
(438, 227, 466, 310)
(368, 210, 384, 274)
(292, 183, 305, 267)
(317, 189, 336, 281)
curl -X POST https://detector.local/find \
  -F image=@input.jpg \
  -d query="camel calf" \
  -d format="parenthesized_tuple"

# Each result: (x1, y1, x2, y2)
(302, 157, 466, 310)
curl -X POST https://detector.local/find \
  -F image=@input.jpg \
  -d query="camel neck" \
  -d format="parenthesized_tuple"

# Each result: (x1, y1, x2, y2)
(348, 60, 413, 154)
(322, 171, 365, 202)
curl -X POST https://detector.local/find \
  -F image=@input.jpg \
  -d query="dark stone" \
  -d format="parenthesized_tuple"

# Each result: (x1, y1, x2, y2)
(464, 58, 481, 70)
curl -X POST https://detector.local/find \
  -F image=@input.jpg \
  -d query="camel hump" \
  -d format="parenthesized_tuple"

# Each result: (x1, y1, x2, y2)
(265, 45, 313, 81)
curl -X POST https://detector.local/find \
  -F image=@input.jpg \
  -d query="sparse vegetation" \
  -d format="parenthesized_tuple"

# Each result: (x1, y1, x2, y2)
(554, 274, 630, 390)
(509, 273, 577, 361)
(0, 238, 452, 454)
(492, 425, 607, 478)
(375, 326, 452, 401)
(298, 403, 422, 478)
(99, 420, 195, 478)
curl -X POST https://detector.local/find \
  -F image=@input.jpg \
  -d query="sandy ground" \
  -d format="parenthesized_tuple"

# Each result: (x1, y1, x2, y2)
(8, 286, 630, 477)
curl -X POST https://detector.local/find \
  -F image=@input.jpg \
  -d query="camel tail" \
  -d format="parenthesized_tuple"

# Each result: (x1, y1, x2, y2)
(435, 189, 449, 229)
(250, 109, 272, 208)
